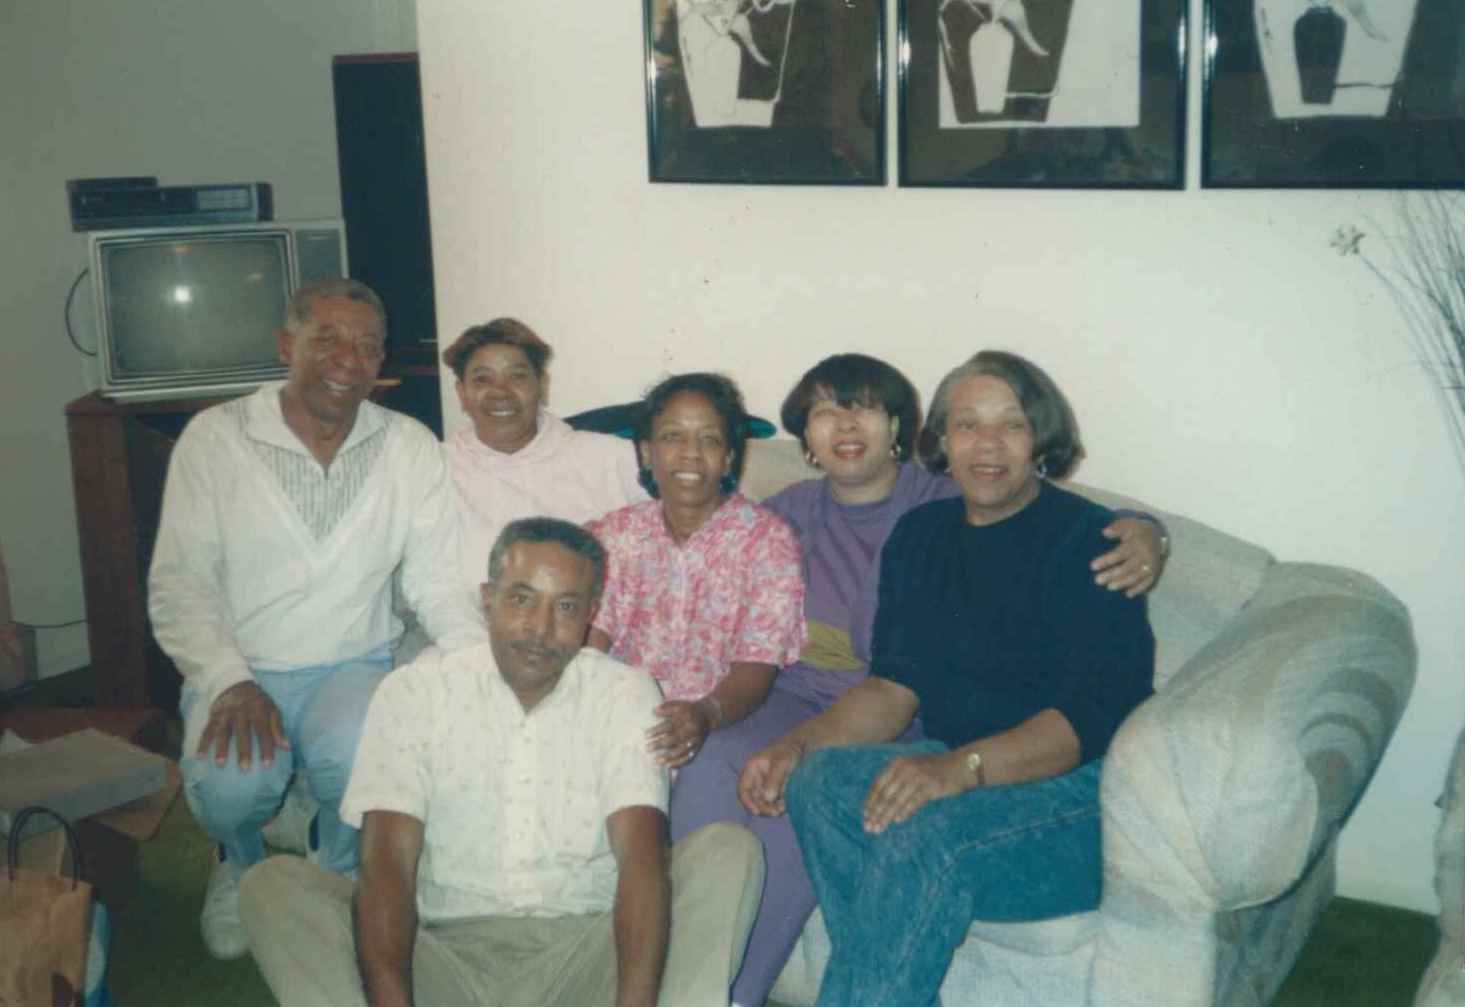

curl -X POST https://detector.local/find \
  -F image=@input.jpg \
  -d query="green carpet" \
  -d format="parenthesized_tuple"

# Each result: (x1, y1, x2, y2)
(106, 797, 1438, 1006)
(108, 796, 272, 1007)
(1274, 896, 1437, 1007)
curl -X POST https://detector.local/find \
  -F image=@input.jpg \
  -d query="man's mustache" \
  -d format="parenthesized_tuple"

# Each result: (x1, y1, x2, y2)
(511, 640, 566, 663)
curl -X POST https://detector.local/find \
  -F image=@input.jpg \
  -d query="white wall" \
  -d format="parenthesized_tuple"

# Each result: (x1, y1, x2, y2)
(0, 0, 415, 677)
(416, 1, 1465, 913)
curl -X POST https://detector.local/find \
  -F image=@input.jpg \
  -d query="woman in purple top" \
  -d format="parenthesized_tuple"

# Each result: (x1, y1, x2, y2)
(670, 353, 1166, 1007)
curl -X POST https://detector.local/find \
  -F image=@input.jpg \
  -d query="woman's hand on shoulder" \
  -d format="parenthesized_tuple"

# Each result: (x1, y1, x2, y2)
(1091, 517, 1165, 598)
(738, 738, 808, 817)
(861, 750, 971, 835)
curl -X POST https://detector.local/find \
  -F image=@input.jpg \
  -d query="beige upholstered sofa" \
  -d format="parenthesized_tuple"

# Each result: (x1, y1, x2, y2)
(738, 439, 1418, 1007)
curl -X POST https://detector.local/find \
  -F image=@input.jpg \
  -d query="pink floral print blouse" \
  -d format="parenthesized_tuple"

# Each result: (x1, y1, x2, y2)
(589, 494, 806, 701)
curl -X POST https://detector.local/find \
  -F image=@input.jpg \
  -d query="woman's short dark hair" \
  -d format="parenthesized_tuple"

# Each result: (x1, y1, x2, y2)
(441, 318, 552, 380)
(488, 517, 607, 599)
(918, 350, 1083, 480)
(632, 372, 750, 499)
(779, 354, 921, 462)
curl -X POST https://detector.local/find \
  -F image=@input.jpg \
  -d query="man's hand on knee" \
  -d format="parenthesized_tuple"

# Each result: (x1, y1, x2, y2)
(200, 681, 290, 770)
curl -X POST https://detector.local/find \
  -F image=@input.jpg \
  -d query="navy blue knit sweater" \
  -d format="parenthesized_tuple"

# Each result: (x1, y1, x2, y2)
(872, 483, 1155, 763)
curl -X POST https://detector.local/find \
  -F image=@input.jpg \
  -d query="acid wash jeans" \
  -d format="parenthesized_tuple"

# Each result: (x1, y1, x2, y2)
(786, 741, 1103, 1007)
(180, 646, 392, 877)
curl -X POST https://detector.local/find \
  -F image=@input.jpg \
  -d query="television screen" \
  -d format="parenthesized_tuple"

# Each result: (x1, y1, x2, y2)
(100, 234, 289, 377)
(88, 220, 346, 401)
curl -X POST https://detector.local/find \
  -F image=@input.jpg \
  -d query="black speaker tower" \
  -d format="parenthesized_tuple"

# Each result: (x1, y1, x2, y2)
(332, 52, 443, 435)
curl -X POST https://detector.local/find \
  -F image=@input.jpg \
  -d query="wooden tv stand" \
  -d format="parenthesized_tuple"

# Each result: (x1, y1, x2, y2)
(66, 392, 227, 710)
(66, 392, 216, 709)
(66, 370, 441, 710)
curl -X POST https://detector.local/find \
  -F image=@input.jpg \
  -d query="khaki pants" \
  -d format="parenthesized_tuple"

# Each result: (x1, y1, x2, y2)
(240, 823, 763, 1007)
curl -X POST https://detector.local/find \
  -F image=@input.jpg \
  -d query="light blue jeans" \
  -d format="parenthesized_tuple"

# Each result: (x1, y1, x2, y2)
(179, 647, 391, 876)
(786, 741, 1103, 1007)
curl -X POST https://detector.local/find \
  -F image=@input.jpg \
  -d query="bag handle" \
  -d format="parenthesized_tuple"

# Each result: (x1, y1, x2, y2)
(6, 805, 83, 888)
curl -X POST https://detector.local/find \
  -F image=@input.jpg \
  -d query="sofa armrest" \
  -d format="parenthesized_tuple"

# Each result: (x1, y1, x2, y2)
(1101, 562, 1415, 914)
(1091, 563, 1414, 1004)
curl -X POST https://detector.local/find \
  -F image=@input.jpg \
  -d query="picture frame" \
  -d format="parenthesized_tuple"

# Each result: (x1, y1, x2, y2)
(643, 0, 885, 185)
(897, 0, 1186, 188)
(1204, 0, 1465, 188)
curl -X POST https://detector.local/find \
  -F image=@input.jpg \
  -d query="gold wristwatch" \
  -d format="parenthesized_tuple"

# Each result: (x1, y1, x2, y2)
(964, 749, 986, 787)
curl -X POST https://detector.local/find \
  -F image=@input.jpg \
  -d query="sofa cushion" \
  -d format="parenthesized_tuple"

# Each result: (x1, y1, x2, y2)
(772, 907, 1099, 1007)
(742, 438, 818, 503)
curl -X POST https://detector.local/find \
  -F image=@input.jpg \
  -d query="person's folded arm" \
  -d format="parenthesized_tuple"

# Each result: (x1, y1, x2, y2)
(1052, 533, 1157, 764)
(354, 810, 425, 1007)
(398, 434, 488, 652)
(726, 509, 807, 672)
(606, 805, 671, 1007)
(148, 422, 287, 768)
(148, 422, 254, 710)
(697, 661, 776, 728)
(739, 675, 919, 817)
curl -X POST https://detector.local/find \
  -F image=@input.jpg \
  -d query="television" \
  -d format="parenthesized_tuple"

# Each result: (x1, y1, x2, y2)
(87, 220, 348, 401)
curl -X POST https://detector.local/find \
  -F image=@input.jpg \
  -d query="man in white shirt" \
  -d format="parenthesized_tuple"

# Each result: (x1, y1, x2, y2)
(239, 517, 764, 1006)
(148, 279, 486, 960)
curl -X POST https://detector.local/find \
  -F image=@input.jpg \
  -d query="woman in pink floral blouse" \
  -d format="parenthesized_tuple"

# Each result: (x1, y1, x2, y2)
(588, 372, 806, 771)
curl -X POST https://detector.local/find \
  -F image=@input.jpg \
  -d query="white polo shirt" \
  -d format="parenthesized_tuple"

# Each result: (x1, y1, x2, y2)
(148, 383, 487, 710)
(342, 644, 668, 922)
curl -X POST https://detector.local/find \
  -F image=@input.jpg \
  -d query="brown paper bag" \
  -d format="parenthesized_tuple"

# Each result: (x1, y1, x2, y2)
(0, 807, 94, 1007)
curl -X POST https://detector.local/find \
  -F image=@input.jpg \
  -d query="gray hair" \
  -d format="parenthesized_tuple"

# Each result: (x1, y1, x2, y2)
(918, 350, 1083, 480)
(487, 517, 607, 599)
(284, 278, 388, 335)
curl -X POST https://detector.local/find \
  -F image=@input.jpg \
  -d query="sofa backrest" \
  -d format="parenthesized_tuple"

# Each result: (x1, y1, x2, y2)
(741, 440, 1275, 690)
(1067, 483, 1274, 689)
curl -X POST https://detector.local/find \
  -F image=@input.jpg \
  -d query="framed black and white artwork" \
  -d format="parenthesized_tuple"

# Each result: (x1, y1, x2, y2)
(643, 0, 885, 185)
(897, 0, 1186, 188)
(1204, 0, 1465, 187)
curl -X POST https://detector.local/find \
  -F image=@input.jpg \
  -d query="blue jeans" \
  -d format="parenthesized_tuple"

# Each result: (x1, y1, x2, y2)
(179, 648, 391, 875)
(786, 742, 1103, 1007)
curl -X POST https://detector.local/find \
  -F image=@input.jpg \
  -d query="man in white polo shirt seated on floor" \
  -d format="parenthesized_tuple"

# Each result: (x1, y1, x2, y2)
(239, 517, 764, 1006)
(148, 278, 486, 960)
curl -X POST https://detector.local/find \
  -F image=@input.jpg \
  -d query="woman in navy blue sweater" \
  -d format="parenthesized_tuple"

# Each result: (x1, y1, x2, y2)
(738, 350, 1155, 1007)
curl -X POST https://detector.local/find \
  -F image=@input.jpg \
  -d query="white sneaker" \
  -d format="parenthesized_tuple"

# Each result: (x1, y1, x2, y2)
(262, 777, 316, 855)
(200, 857, 249, 960)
